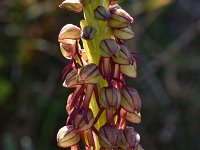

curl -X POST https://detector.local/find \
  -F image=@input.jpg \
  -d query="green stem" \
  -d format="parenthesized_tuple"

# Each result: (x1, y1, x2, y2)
(81, 1, 111, 149)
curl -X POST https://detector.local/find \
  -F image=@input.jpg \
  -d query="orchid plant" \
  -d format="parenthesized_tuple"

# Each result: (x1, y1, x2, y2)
(56, 0, 143, 149)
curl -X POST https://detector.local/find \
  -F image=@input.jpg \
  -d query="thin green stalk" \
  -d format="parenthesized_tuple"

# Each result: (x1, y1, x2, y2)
(81, 1, 112, 149)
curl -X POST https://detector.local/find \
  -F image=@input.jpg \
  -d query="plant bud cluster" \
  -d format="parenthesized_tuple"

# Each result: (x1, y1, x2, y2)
(56, 0, 143, 149)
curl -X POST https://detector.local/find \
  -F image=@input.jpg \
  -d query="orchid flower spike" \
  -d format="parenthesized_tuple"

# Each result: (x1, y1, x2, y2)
(57, 0, 143, 149)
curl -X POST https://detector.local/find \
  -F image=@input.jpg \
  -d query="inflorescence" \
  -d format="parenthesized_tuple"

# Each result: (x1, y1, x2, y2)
(57, 0, 143, 149)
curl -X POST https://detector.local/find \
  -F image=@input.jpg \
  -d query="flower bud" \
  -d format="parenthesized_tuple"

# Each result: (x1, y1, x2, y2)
(99, 124, 121, 149)
(121, 87, 141, 113)
(63, 70, 82, 88)
(126, 111, 141, 124)
(110, 0, 124, 5)
(120, 62, 137, 78)
(99, 39, 120, 57)
(113, 26, 134, 40)
(58, 24, 81, 42)
(112, 45, 134, 65)
(109, 8, 133, 28)
(78, 64, 100, 84)
(74, 108, 95, 132)
(57, 125, 80, 148)
(60, 43, 76, 59)
(59, 0, 83, 13)
(120, 126, 140, 149)
(81, 26, 97, 40)
(100, 87, 121, 110)
(94, 6, 111, 21)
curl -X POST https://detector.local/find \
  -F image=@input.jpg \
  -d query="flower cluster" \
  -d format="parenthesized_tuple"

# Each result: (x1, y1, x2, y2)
(56, 0, 143, 149)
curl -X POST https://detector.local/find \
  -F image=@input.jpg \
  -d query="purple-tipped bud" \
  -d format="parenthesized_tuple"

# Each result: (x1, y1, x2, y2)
(99, 124, 121, 149)
(113, 26, 134, 40)
(63, 70, 82, 88)
(112, 45, 135, 65)
(120, 62, 137, 78)
(74, 108, 95, 132)
(110, 0, 124, 5)
(109, 8, 133, 28)
(120, 126, 140, 149)
(59, 0, 83, 13)
(81, 26, 97, 40)
(94, 6, 111, 21)
(121, 87, 141, 113)
(99, 39, 120, 57)
(126, 111, 141, 124)
(78, 64, 100, 84)
(58, 24, 81, 42)
(57, 125, 80, 148)
(100, 87, 121, 110)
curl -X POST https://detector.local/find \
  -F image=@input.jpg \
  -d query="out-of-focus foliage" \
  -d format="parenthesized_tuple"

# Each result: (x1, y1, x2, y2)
(0, 0, 200, 150)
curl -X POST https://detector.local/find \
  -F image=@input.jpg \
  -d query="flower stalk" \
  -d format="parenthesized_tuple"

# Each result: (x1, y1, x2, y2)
(57, 0, 144, 149)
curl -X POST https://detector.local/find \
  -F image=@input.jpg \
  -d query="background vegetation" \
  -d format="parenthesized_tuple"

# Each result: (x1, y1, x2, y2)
(0, 0, 200, 149)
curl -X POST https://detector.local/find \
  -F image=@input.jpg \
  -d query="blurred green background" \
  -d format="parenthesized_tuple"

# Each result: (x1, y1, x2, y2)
(0, 0, 200, 149)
